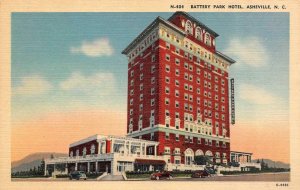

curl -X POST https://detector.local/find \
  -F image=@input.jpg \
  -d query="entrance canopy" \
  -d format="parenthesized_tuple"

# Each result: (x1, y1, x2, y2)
(134, 159, 166, 165)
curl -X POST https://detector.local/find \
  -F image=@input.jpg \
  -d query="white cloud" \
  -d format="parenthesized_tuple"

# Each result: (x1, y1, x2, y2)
(59, 71, 116, 95)
(238, 83, 288, 123)
(239, 84, 279, 105)
(13, 75, 52, 96)
(70, 38, 114, 57)
(224, 37, 268, 67)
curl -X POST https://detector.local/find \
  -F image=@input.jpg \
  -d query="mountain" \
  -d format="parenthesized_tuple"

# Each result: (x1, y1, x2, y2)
(252, 159, 290, 169)
(11, 152, 68, 173)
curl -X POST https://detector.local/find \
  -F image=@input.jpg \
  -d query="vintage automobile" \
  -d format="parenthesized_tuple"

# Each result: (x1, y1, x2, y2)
(191, 170, 211, 178)
(69, 171, 87, 180)
(150, 171, 173, 180)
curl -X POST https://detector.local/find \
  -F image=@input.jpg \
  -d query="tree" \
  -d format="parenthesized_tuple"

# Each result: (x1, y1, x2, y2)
(194, 155, 213, 165)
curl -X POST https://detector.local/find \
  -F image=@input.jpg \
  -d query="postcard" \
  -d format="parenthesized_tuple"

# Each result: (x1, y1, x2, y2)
(0, 0, 299, 189)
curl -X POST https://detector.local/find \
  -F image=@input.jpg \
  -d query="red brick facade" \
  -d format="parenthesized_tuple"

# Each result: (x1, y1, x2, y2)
(124, 12, 234, 164)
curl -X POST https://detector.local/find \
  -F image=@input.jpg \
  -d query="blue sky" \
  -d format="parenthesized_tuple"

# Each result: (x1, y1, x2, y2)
(12, 12, 289, 123)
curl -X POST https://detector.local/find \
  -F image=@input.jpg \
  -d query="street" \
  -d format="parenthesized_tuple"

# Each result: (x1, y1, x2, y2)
(12, 172, 290, 182)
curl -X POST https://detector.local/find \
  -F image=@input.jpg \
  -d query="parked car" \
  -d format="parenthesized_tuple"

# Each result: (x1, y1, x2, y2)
(191, 170, 211, 178)
(69, 171, 87, 180)
(150, 171, 173, 180)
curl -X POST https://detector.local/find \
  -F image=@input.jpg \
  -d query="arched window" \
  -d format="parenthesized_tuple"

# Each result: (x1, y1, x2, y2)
(90, 144, 95, 155)
(195, 27, 202, 41)
(185, 20, 193, 35)
(205, 33, 211, 46)
(195, 149, 204, 156)
(184, 148, 194, 165)
(69, 151, 73, 157)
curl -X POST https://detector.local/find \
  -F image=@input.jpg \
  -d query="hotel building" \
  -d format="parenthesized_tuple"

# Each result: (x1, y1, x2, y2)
(44, 12, 260, 176)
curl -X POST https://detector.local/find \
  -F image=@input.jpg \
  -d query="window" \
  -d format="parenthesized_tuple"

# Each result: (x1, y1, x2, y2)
(215, 76, 219, 83)
(165, 77, 170, 83)
(189, 65, 193, 71)
(184, 62, 188, 69)
(215, 103, 219, 110)
(165, 132, 170, 139)
(189, 105, 193, 112)
(175, 101, 179, 108)
(189, 85, 193, 92)
(130, 98, 133, 105)
(196, 27, 202, 40)
(140, 94, 143, 101)
(151, 88, 155, 95)
(165, 110, 170, 117)
(140, 84, 143, 91)
(150, 133, 154, 140)
(215, 95, 219, 101)
(221, 87, 225, 94)
(221, 97, 225, 103)
(205, 139, 208, 145)
(140, 73, 144, 80)
(175, 112, 179, 119)
(151, 77, 155, 84)
(197, 88, 200, 94)
(221, 79, 225, 86)
(175, 48, 180, 55)
(184, 103, 188, 111)
(216, 141, 219, 147)
(184, 52, 188, 58)
(151, 99, 155, 106)
(164, 147, 170, 154)
(175, 58, 180, 65)
(130, 79, 134, 86)
(184, 73, 188, 80)
(175, 90, 179, 97)
(175, 69, 180, 76)
(130, 70, 134, 77)
(184, 84, 188, 90)
(165, 65, 170, 72)
(197, 97, 200, 105)
(130, 109, 133, 115)
(139, 104, 143, 111)
(197, 138, 201, 144)
(165, 54, 170, 61)
(215, 85, 219, 92)
(185, 20, 193, 34)
(197, 77, 200, 84)
(189, 74, 193, 81)
(165, 98, 169, 105)
(205, 33, 211, 46)
(151, 55, 156, 62)
(185, 135, 189, 142)
(165, 87, 170, 94)
(175, 80, 179, 86)
(166, 43, 170, 49)
(184, 93, 188, 100)
(151, 65, 156, 73)
(189, 54, 193, 61)
(140, 63, 143, 70)
(189, 95, 193, 102)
